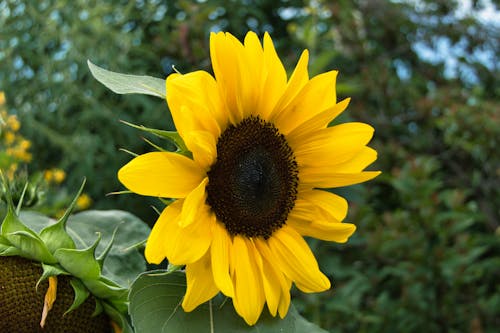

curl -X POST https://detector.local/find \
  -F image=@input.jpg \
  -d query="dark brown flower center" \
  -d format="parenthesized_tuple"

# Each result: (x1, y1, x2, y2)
(206, 116, 298, 239)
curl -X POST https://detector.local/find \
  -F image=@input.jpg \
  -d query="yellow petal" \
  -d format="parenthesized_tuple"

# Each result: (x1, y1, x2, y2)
(184, 130, 217, 170)
(299, 189, 348, 221)
(330, 146, 378, 173)
(211, 221, 234, 297)
(253, 243, 282, 317)
(180, 178, 208, 227)
(267, 226, 330, 293)
(210, 31, 246, 124)
(274, 70, 338, 134)
(277, 283, 291, 319)
(231, 236, 265, 325)
(166, 71, 223, 137)
(287, 208, 356, 243)
(144, 200, 183, 264)
(118, 152, 203, 198)
(259, 32, 287, 120)
(182, 252, 219, 312)
(164, 202, 214, 265)
(286, 98, 351, 144)
(300, 169, 381, 188)
(40, 276, 57, 328)
(253, 239, 292, 319)
(293, 122, 375, 168)
(269, 49, 309, 120)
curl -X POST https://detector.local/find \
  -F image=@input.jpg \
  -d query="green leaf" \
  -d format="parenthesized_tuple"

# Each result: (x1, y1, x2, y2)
(36, 263, 70, 290)
(0, 244, 21, 256)
(20, 209, 150, 287)
(65, 210, 151, 286)
(120, 120, 189, 153)
(6, 230, 57, 263)
(129, 271, 329, 333)
(65, 278, 91, 315)
(54, 234, 101, 280)
(88, 60, 166, 98)
(93, 298, 104, 317)
(39, 180, 87, 252)
(82, 276, 127, 301)
(102, 301, 134, 333)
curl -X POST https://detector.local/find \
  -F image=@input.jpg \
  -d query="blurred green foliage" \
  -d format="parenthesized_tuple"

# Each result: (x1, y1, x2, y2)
(0, 0, 499, 332)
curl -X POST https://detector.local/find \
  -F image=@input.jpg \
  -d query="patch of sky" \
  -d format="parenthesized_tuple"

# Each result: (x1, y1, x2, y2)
(176, 11, 186, 21)
(79, 10, 89, 21)
(12, 2, 25, 17)
(13, 56, 24, 70)
(53, 40, 72, 61)
(209, 7, 226, 20)
(153, 4, 167, 21)
(402, 0, 499, 83)
(394, 59, 412, 81)
(246, 17, 259, 30)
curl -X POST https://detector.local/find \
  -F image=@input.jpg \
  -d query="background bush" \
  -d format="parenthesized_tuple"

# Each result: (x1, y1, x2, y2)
(1, 0, 499, 332)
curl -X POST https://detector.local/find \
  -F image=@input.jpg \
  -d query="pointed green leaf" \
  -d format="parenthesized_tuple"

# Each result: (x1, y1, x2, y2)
(36, 263, 70, 290)
(129, 271, 329, 333)
(102, 301, 134, 333)
(120, 120, 188, 152)
(0, 245, 21, 256)
(54, 234, 101, 279)
(97, 226, 119, 268)
(20, 209, 150, 287)
(15, 182, 29, 215)
(82, 276, 127, 300)
(6, 230, 57, 263)
(92, 298, 104, 317)
(88, 60, 166, 98)
(39, 180, 86, 252)
(1, 199, 38, 237)
(0, 234, 11, 246)
(65, 278, 91, 315)
(64, 210, 150, 287)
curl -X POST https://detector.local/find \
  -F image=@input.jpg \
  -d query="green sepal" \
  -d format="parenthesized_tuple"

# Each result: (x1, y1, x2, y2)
(103, 301, 134, 333)
(1, 189, 56, 263)
(65, 278, 91, 315)
(0, 244, 21, 256)
(35, 263, 70, 290)
(167, 263, 184, 273)
(142, 136, 168, 152)
(0, 234, 12, 246)
(15, 182, 29, 215)
(97, 226, 118, 268)
(87, 60, 166, 99)
(39, 180, 86, 252)
(6, 230, 57, 263)
(92, 298, 104, 317)
(120, 120, 189, 153)
(54, 233, 102, 280)
(82, 276, 127, 300)
(36, 263, 70, 290)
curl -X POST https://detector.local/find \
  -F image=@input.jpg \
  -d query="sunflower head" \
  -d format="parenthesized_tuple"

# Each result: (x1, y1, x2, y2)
(118, 31, 380, 325)
(0, 176, 131, 332)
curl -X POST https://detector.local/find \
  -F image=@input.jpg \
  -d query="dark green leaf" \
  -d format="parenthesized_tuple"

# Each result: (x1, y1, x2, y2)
(129, 270, 329, 333)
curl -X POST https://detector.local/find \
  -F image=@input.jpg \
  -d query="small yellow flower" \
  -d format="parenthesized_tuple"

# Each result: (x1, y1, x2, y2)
(44, 170, 53, 183)
(6, 115, 20, 132)
(0, 92, 5, 106)
(52, 169, 66, 184)
(76, 193, 92, 210)
(19, 139, 31, 150)
(3, 131, 15, 145)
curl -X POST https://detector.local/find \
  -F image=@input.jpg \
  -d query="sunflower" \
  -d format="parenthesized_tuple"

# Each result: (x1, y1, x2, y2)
(118, 31, 380, 325)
